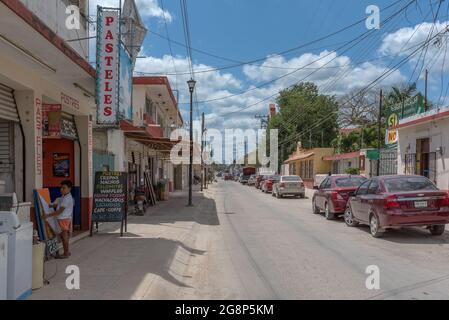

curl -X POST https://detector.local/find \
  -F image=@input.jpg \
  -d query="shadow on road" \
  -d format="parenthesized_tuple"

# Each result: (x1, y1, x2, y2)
(354, 225, 449, 244)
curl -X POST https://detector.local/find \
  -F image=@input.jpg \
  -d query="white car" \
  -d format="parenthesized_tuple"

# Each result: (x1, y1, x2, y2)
(272, 175, 305, 198)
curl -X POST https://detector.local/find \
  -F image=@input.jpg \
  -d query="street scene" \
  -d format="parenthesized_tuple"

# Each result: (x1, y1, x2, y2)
(2, 0, 449, 304)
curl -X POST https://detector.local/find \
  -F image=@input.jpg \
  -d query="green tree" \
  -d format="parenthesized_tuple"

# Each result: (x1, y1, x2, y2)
(268, 82, 339, 163)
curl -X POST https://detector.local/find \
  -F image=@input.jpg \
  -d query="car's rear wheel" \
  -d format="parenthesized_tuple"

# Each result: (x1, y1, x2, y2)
(429, 225, 445, 236)
(300, 193, 305, 199)
(276, 192, 281, 199)
(344, 206, 358, 227)
(369, 214, 383, 238)
(324, 203, 335, 220)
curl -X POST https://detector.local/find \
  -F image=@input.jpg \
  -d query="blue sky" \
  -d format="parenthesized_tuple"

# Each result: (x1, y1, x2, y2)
(93, 0, 449, 133)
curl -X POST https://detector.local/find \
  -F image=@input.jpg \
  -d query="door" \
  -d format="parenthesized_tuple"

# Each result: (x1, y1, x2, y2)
(174, 165, 182, 190)
(42, 138, 75, 187)
(416, 138, 430, 178)
(361, 179, 380, 222)
(352, 180, 370, 221)
(316, 177, 331, 209)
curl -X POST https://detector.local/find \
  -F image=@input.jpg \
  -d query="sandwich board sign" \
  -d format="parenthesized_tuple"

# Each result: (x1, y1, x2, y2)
(91, 171, 127, 236)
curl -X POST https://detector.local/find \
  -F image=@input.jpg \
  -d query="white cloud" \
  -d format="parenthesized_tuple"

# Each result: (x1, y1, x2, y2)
(379, 20, 449, 77)
(90, 0, 172, 21)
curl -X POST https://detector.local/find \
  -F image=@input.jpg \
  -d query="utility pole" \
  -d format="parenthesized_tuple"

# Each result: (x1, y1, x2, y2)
(200, 112, 204, 192)
(255, 114, 269, 129)
(377, 89, 383, 177)
(424, 69, 429, 111)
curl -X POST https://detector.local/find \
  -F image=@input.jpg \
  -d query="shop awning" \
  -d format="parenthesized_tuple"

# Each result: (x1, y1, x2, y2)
(323, 151, 360, 161)
(120, 120, 181, 153)
(284, 152, 314, 163)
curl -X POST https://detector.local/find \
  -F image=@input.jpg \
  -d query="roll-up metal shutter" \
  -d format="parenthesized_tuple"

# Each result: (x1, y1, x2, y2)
(0, 120, 14, 192)
(0, 84, 19, 122)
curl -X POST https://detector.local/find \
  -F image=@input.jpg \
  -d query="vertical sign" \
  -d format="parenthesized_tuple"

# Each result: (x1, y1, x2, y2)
(96, 7, 120, 125)
(119, 43, 133, 120)
(35, 98, 43, 178)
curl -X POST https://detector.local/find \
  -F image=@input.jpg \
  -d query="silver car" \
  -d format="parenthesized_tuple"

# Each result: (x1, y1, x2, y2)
(272, 175, 305, 198)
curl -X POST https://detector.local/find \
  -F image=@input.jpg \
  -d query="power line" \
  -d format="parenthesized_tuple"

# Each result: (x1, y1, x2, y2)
(205, 0, 418, 119)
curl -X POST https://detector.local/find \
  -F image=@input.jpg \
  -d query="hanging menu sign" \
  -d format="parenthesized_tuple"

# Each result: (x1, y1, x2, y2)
(91, 171, 127, 235)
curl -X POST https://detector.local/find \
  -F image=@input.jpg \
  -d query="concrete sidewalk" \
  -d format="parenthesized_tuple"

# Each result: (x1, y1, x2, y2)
(29, 187, 223, 300)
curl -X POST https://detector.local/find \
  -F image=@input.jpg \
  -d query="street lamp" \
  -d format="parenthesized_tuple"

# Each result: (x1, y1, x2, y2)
(187, 78, 196, 206)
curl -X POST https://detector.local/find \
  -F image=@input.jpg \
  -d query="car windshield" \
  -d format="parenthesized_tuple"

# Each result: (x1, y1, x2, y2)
(282, 176, 301, 181)
(384, 176, 438, 192)
(335, 177, 367, 187)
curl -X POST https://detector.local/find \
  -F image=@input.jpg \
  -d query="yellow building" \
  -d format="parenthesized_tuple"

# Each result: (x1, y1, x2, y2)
(284, 143, 334, 188)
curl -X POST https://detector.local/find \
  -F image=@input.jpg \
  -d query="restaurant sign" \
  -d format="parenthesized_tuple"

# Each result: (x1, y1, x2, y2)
(96, 7, 120, 125)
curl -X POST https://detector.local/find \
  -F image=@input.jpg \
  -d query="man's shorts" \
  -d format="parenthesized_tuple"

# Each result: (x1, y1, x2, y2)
(57, 219, 72, 232)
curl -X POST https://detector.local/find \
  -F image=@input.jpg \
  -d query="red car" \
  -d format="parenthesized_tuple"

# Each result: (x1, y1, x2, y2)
(312, 175, 367, 220)
(261, 175, 280, 193)
(255, 175, 264, 189)
(344, 175, 449, 237)
(256, 175, 268, 189)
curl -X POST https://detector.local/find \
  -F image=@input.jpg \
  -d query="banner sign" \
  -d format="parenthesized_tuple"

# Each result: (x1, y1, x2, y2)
(96, 7, 120, 125)
(92, 171, 127, 223)
(119, 43, 133, 120)
(42, 104, 61, 138)
(385, 95, 424, 146)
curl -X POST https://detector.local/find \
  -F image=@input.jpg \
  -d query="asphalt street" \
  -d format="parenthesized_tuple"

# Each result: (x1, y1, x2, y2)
(209, 180, 449, 299)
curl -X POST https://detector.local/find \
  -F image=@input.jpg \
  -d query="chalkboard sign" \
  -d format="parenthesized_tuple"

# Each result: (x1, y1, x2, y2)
(91, 171, 127, 236)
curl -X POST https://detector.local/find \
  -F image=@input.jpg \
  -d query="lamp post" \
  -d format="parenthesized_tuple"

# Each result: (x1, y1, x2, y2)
(187, 78, 196, 206)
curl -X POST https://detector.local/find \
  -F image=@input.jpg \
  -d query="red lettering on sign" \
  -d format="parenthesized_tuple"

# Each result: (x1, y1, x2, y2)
(105, 16, 114, 26)
(104, 107, 112, 116)
(104, 95, 112, 104)
(105, 70, 113, 79)
(105, 43, 113, 53)
(104, 56, 113, 66)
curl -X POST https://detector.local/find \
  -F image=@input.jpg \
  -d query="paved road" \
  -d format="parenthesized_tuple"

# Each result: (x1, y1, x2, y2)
(207, 180, 449, 299)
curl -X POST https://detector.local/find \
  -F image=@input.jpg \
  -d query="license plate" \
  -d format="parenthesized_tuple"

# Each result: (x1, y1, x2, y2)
(414, 201, 428, 208)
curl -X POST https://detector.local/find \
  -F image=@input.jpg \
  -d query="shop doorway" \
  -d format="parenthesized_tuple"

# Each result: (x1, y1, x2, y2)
(416, 138, 430, 178)
(174, 165, 182, 190)
(42, 138, 81, 229)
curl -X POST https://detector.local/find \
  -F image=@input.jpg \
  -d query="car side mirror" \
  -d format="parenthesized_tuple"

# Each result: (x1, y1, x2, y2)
(349, 191, 356, 197)
(313, 186, 319, 190)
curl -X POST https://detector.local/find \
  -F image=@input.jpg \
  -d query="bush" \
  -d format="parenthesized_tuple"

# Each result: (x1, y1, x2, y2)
(345, 167, 359, 175)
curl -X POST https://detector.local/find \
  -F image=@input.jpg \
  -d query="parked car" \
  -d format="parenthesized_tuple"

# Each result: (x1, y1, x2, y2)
(240, 174, 251, 184)
(261, 175, 280, 193)
(312, 175, 367, 220)
(344, 175, 449, 237)
(255, 175, 264, 189)
(272, 175, 305, 198)
(247, 174, 256, 186)
(224, 173, 233, 181)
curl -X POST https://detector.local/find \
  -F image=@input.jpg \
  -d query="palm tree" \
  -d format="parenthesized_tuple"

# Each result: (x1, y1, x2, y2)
(387, 83, 417, 104)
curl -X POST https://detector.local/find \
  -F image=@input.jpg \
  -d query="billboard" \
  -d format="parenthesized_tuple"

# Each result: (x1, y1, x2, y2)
(96, 7, 120, 125)
(119, 43, 133, 120)
(385, 95, 425, 147)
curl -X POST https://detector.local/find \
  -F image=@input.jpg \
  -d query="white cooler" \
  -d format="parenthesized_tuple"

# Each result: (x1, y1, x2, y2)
(0, 233, 7, 300)
(0, 212, 33, 300)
